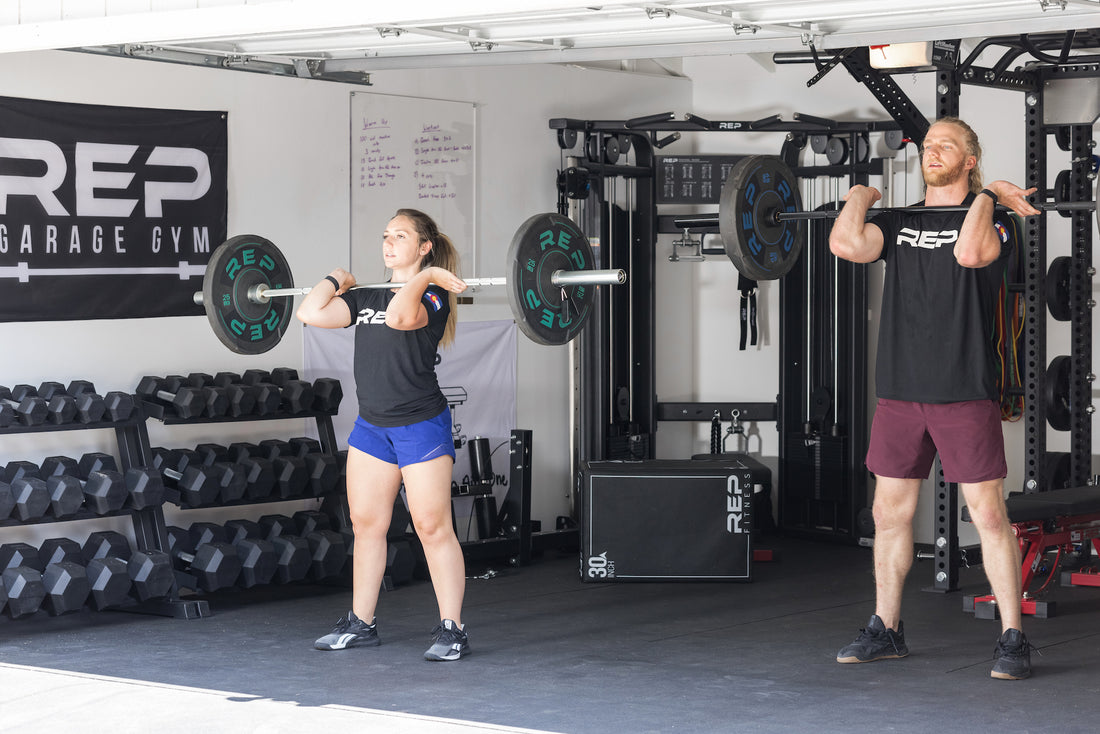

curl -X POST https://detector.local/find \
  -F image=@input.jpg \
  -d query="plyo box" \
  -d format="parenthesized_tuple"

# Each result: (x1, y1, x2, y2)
(579, 459, 753, 582)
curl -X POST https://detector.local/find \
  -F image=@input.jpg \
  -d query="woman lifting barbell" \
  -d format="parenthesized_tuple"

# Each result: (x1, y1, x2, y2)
(296, 208, 471, 661)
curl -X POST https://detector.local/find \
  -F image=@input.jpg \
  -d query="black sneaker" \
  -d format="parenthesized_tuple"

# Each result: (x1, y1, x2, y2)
(836, 614, 909, 663)
(314, 611, 380, 651)
(424, 619, 469, 661)
(991, 628, 1032, 680)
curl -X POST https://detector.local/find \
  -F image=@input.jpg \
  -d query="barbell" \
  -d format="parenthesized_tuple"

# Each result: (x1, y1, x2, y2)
(675, 155, 1098, 281)
(194, 212, 626, 354)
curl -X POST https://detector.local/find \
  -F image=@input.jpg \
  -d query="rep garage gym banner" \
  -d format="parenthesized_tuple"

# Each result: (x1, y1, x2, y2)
(0, 95, 227, 322)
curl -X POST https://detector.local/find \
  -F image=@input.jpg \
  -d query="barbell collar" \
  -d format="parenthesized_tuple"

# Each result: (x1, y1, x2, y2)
(550, 269, 627, 286)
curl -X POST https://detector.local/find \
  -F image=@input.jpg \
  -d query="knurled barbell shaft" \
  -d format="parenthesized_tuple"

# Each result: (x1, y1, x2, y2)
(244, 269, 626, 304)
(676, 200, 1096, 230)
(775, 200, 1096, 221)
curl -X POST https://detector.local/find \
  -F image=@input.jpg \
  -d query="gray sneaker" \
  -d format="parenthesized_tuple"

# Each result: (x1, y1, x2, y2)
(991, 628, 1032, 680)
(424, 619, 469, 661)
(837, 614, 909, 663)
(314, 611, 380, 651)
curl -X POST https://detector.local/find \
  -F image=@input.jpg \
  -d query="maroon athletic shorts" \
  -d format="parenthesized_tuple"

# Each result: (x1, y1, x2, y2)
(865, 398, 1006, 483)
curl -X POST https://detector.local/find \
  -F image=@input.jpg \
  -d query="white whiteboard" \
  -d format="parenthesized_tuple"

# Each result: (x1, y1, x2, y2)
(350, 92, 476, 281)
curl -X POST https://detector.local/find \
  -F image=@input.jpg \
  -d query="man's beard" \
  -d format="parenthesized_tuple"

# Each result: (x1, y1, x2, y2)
(923, 157, 967, 188)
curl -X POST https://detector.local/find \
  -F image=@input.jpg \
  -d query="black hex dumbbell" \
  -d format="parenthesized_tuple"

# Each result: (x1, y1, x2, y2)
(259, 513, 345, 582)
(103, 391, 136, 422)
(2, 460, 39, 485)
(161, 462, 243, 507)
(36, 382, 80, 425)
(269, 367, 299, 385)
(1, 462, 50, 521)
(36, 538, 93, 615)
(0, 542, 43, 573)
(312, 377, 344, 413)
(155, 448, 211, 505)
(136, 375, 228, 420)
(289, 510, 348, 580)
(71, 453, 128, 515)
(127, 547, 174, 601)
(257, 514, 312, 584)
(280, 381, 316, 415)
(191, 373, 247, 415)
(61, 381, 109, 424)
(193, 444, 250, 503)
(0, 542, 46, 618)
(305, 528, 348, 580)
(86, 556, 133, 610)
(122, 467, 166, 510)
(40, 538, 82, 567)
(0, 480, 15, 520)
(80, 531, 172, 604)
(256, 440, 309, 498)
(226, 443, 276, 500)
(241, 369, 314, 415)
(210, 373, 260, 417)
(192, 520, 280, 589)
(288, 438, 340, 495)
(165, 525, 241, 593)
(1, 566, 45, 618)
(222, 519, 279, 588)
(241, 369, 272, 385)
(0, 384, 48, 426)
(41, 561, 90, 615)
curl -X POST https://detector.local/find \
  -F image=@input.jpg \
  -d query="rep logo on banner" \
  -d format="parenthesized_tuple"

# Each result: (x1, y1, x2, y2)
(0, 95, 228, 322)
(0, 138, 213, 256)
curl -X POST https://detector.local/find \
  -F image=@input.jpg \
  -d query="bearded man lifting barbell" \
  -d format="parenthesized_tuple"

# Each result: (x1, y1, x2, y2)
(829, 117, 1040, 680)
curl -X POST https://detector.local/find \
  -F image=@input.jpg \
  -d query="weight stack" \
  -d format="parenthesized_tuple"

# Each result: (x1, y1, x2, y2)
(579, 459, 753, 582)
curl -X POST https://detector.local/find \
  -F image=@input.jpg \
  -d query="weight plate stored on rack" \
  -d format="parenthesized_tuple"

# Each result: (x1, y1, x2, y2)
(824, 137, 848, 165)
(1046, 256, 1073, 321)
(506, 212, 596, 346)
(1043, 451, 1071, 491)
(1045, 355, 1073, 431)
(883, 129, 907, 150)
(202, 235, 294, 355)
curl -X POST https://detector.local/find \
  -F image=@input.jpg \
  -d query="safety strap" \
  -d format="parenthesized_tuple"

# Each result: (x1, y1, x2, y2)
(738, 273, 758, 350)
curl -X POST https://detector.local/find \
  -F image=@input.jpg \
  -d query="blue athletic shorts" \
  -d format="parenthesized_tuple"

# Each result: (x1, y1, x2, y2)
(348, 410, 456, 467)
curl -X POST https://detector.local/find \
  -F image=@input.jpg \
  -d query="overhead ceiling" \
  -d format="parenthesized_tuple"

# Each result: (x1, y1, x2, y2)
(2, 1, 1100, 80)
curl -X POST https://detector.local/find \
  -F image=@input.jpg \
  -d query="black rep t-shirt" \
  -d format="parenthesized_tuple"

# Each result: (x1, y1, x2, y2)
(870, 194, 1014, 403)
(339, 285, 450, 426)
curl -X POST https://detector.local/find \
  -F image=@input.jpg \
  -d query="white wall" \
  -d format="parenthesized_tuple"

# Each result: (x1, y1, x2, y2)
(0, 51, 691, 547)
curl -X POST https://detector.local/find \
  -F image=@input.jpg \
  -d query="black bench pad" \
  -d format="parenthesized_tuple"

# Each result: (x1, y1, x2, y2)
(963, 486, 1100, 524)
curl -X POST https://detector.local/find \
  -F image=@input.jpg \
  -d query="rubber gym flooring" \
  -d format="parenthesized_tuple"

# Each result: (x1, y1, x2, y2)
(1, 534, 1098, 734)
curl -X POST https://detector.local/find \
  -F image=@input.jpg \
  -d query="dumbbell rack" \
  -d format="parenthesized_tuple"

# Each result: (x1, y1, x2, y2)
(130, 401, 341, 612)
(0, 404, 210, 619)
(2, 383, 342, 621)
